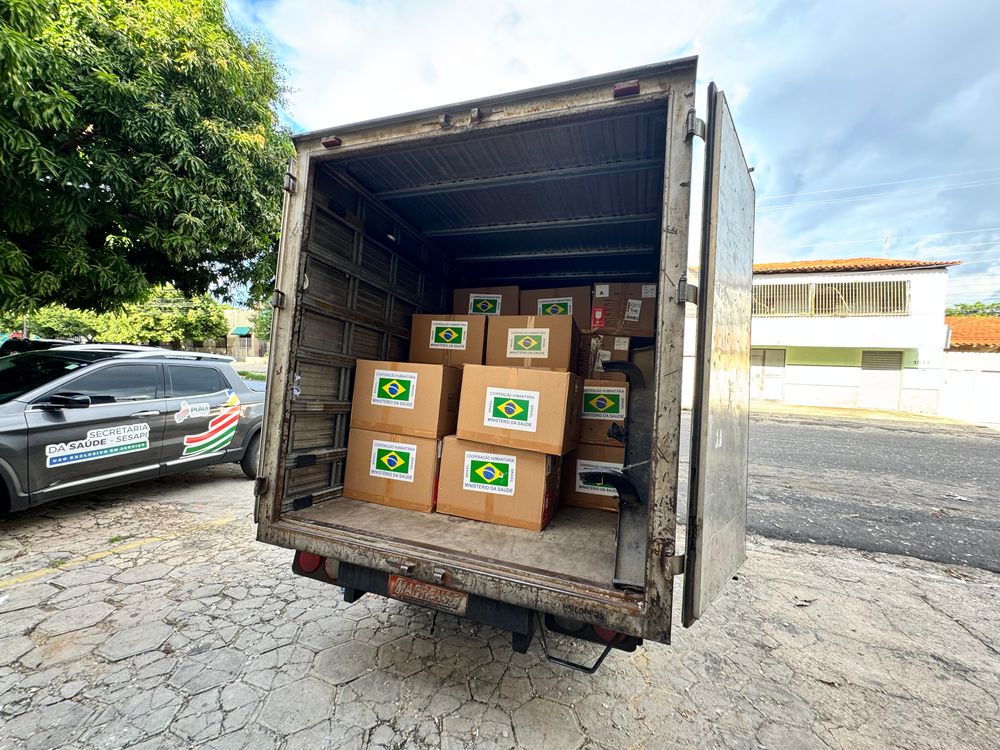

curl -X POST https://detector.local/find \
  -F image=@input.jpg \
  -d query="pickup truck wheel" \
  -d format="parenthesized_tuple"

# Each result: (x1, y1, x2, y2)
(240, 434, 260, 479)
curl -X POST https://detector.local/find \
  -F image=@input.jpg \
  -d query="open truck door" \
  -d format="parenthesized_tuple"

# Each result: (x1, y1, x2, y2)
(684, 83, 755, 627)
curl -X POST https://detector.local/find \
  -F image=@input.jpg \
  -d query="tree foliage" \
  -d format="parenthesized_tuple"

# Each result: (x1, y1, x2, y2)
(946, 301, 1000, 317)
(0, 0, 291, 312)
(92, 285, 228, 344)
(26, 305, 99, 339)
(250, 306, 272, 340)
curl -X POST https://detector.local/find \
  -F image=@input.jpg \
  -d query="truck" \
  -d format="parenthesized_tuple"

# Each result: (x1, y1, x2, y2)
(254, 56, 754, 671)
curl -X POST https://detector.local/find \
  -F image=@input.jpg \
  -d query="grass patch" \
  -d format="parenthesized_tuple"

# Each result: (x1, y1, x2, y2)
(238, 370, 266, 381)
(108, 534, 127, 545)
(47, 558, 68, 568)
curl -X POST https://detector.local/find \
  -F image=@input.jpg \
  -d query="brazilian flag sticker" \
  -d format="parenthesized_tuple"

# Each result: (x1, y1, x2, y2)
(370, 440, 416, 482)
(468, 294, 502, 315)
(581, 386, 627, 421)
(371, 369, 418, 409)
(463, 451, 516, 495)
(483, 388, 538, 432)
(537, 297, 572, 316)
(429, 320, 468, 350)
(506, 328, 549, 358)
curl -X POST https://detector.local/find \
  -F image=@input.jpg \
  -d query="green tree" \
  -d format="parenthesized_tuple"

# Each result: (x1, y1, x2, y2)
(92, 284, 227, 344)
(28, 305, 99, 338)
(251, 306, 272, 340)
(946, 301, 1000, 317)
(0, 0, 291, 312)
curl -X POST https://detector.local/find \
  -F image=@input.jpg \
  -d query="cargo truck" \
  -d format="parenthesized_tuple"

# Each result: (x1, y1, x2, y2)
(254, 56, 755, 670)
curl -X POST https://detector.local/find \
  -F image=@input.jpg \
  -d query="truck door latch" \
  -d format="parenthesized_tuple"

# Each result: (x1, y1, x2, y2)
(686, 109, 706, 141)
(677, 277, 699, 305)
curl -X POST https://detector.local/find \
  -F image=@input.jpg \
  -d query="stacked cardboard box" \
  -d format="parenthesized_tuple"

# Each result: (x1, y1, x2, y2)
(343, 360, 461, 512)
(561, 378, 628, 512)
(453, 286, 519, 316)
(438, 315, 583, 531)
(590, 282, 657, 337)
(519, 286, 592, 333)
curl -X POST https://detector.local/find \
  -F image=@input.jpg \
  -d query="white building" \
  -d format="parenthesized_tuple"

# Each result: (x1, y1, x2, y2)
(939, 315, 1000, 428)
(683, 257, 961, 413)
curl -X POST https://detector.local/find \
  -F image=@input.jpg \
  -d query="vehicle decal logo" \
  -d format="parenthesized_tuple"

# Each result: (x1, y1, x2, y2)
(45, 423, 151, 468)
(581, 386, 627, 420)
(370, 440, 416, 481)
(181, 390, 241, 457)
(371, 369, 417, 409)
(468, 294, 502, 315)
(483, 388, 538, 431)
(174, 401, 211, 424)
(463, 451, 516, 495)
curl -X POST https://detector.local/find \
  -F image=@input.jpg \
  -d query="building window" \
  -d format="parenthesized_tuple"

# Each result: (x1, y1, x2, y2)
(753, 280, 910, 317)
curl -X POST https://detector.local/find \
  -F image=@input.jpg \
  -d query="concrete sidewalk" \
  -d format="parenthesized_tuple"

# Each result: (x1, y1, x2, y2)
(0, 466, 997, 749)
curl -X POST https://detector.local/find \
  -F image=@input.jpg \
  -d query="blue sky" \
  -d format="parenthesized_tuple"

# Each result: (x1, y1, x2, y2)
(231, 0, 1000, 304)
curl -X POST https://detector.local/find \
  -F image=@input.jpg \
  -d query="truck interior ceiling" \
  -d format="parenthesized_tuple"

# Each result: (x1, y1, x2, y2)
(279, 96, 670, 597)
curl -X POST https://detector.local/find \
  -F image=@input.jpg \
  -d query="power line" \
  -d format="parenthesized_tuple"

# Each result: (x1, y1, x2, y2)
(758, 166, 1000, 201)
(756, 178, 1000, 212)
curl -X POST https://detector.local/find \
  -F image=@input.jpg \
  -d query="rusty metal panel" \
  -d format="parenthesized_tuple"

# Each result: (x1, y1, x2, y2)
(683, 84, 755, 626)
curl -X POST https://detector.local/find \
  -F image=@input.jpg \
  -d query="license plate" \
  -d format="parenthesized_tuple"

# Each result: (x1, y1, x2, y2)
(387, 574, 469, 616)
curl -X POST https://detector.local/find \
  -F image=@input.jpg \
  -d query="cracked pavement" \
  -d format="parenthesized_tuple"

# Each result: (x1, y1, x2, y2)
(1, 464, 999, 749)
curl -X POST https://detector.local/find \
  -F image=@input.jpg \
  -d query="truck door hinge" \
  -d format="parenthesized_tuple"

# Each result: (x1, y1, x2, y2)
(283, 158, 297, 193)
(686, 110, 706, 141)
(271, 289, 286, 310)
(677, 277, 699, 305)
(253, 476, 268, 497)
(665, 554, 685, 576)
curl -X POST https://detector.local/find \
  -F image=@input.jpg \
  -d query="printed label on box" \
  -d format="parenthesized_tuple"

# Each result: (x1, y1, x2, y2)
(594, 350, 611, 372)
(591, 305, 606, 330)
(625, 299, 643, 322)
(641, 284, 657, 299)
(429, 320, 468, 350)
(369, 440, 417, 482)
(463, 451, 517, 495)
(506, 328, 549, 358)
(483, 388, 539, 432)
(595, 284, 610, 298)
(614, 336, 629, 351)
(575, 458, 624, 496)
(536, 297, 572, 316)
(371, 369, 418, 409)
(582, 386, 627, 421)
(468, 294, 503, 315)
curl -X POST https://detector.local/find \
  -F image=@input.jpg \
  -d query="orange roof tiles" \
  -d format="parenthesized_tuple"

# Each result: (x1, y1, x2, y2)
(946, 316, 1000, 349)
(752, 257, 960, 274)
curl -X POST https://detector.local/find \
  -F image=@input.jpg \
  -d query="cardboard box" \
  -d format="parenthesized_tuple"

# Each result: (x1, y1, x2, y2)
(350, 360, 462, 439)
(561, 443, 626, 511)
(437, 435, 560, 530)
(519, 287, 592, 332)
(591, 282, 657, 337)
(343, 428, 440, 512)
(453, 286, 519, 316)
(579, 379, 629, 446)
(409, 314, 487, 367)
(485, 315, 579, 371)
(575, 334, 629, 381)
(456, 365, 581, 455)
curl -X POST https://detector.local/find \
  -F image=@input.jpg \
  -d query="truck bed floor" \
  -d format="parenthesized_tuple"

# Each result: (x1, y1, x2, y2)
(286, 498, 619, 587)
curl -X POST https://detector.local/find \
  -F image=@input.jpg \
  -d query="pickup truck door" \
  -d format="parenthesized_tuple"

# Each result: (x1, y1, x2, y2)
(26, 363, 167, 501)
(160, 364, 245, 469)
(684, 83, 756, 626)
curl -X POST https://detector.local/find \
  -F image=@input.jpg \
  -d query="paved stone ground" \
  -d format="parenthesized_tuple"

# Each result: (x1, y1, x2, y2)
(1, 465, 998, 749)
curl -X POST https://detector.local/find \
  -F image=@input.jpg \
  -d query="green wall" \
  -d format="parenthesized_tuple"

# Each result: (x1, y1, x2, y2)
(774, 347, 918, 368)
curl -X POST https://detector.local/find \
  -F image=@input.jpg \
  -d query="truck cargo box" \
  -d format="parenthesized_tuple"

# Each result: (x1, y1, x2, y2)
(255, 57, 754, 656)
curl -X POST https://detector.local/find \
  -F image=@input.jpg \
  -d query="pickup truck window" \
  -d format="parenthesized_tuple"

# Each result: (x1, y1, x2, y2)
(167, 365, 227, 397)
(55, 364, 160, 403)
(0, 351, 100, 404)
